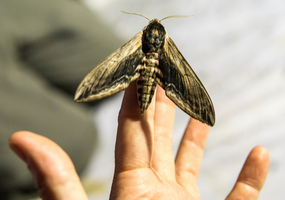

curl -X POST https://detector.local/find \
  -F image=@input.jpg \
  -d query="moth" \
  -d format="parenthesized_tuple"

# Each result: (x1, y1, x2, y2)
(75, 11, 215, 126)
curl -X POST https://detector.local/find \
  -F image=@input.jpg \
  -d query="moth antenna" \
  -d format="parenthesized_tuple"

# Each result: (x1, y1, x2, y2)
(159, 15, 193, 22)
(120, 10, 151, 21)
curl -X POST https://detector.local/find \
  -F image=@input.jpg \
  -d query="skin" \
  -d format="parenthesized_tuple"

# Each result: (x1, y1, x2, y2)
(9, 82, 270, 200)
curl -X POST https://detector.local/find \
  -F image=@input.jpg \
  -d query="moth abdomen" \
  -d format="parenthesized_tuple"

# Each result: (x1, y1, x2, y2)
(137, 77, 157, 114)
(137, 52, 158, 114)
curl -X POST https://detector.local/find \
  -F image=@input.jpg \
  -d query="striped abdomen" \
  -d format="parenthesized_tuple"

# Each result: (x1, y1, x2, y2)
(137, 52, 159, 114)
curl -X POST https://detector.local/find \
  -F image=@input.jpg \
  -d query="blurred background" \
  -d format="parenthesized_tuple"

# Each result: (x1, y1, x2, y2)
(82, 0, 285, 199)
(0, 0, 284, 199)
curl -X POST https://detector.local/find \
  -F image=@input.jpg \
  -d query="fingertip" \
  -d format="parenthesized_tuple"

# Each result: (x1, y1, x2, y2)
(156, 85, 176, 108)
(156, 85, 174, 107)
(226, 145, 270, 200)
(188, 118, 210, 130)
(9, 131, 37, 162)
(9, 131, 34, 144)
(249, 145, 270, 163)
(184, 118, 210, 149)
(9, 131, 88, 200)
(9, 131, 74, 175)
(9, 131, 62, 162)
(240, 145, 270, 190)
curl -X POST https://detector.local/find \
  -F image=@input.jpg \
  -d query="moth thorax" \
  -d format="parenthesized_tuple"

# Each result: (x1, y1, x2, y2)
(142, 21, 166, 53)
(137, 53, 158, 114)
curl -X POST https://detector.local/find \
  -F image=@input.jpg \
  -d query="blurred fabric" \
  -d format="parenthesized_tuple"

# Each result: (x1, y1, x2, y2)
(0, 0, 124, 199)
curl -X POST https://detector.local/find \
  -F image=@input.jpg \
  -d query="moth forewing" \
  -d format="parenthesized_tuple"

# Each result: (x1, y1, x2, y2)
(158, 34, 215, 126)
(74, 31, 144, 102)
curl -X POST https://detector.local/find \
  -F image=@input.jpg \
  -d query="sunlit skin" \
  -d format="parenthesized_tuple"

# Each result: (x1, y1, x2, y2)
(9, 82, 270, 200)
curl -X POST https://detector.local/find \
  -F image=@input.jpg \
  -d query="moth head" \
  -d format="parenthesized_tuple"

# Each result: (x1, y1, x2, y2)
(120, 10, 192, 53)
(142, 19, 166, 53)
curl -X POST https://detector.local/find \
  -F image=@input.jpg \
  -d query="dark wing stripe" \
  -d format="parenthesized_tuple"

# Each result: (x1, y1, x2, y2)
(97, 67, 108, 88)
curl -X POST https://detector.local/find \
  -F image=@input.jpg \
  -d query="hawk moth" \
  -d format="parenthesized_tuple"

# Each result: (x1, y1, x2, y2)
(75, 11, 215, 126)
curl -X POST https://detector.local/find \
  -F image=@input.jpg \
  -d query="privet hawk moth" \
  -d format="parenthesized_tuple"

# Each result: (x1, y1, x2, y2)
(75, 11, 215, 126)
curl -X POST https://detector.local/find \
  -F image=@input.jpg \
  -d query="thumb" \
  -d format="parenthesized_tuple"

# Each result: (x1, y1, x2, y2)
(9, 131, 88, 200)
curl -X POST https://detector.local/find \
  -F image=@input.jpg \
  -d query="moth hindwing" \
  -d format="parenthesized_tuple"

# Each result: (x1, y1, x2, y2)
(75, 18, 215, 126)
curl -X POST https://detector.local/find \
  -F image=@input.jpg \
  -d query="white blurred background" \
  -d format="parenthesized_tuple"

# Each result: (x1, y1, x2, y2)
(81, 0, 285, 199)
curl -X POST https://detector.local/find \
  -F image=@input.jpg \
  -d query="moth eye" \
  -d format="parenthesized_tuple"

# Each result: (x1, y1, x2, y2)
(137, 88, 143, 93)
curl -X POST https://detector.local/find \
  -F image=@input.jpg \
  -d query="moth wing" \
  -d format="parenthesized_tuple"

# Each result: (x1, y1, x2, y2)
(75, 32, 144, 102)
(158, 35, 215, 126)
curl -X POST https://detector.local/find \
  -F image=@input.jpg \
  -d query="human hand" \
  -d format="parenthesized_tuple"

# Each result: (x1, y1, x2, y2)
(9, 82, 270, 200)
(109, 82, 270, 199)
